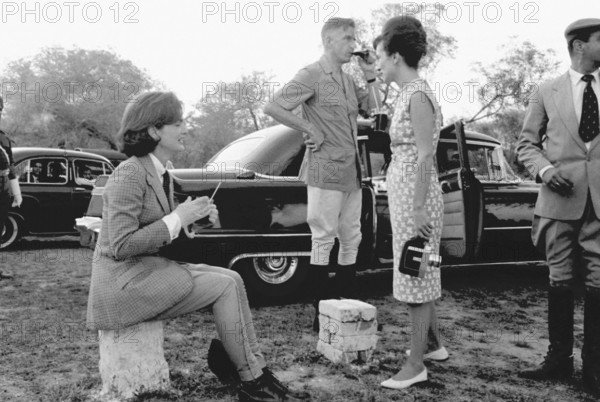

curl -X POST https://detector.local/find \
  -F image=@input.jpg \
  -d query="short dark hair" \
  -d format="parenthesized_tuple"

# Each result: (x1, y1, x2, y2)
(379, 15, 427, 68)
(117, 91, 183, 157)
(321, 17, 355, 43)
(568, 26, 600, 53)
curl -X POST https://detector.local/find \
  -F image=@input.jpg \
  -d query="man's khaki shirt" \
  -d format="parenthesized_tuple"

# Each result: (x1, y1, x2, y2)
(274, 55, 368, 192)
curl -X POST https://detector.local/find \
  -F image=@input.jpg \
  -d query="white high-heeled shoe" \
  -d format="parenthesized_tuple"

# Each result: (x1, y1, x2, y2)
(381, 368, 428, 389)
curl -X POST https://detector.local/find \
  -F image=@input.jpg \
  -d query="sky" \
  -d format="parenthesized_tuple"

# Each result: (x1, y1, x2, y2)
(0, 0, 597, 120)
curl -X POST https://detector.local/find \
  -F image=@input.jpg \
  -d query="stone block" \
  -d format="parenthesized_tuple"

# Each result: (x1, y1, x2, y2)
(319, 299, 376, 322)
(98, 321, 170, 399)
(317, 340, 375, 364)
(319, 315, 377, 341)
(316, 300, 378, 364)
(330, 334, 379, 352)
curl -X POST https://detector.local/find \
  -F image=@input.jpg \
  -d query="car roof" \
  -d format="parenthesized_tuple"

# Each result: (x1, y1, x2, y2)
(12, 147, 113, 164)
(75, 148, 128, 162)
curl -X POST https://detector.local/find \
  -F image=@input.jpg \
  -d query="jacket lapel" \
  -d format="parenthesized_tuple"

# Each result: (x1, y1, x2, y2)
(137, 155, 170, 213)
(553, 72, 587, 153)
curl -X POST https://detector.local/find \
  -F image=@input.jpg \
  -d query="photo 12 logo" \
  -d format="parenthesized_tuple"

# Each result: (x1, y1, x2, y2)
(400, 2, 540, 24)
(201, 1, 340, 23)
(0, 1, 140, 24)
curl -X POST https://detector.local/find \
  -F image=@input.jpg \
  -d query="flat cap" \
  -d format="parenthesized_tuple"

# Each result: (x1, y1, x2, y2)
(565, 18, 600, 41)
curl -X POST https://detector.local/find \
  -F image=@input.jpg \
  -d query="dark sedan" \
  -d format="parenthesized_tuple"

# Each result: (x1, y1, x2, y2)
(82, 121, 543, 300)
(1, 148, 114, 249)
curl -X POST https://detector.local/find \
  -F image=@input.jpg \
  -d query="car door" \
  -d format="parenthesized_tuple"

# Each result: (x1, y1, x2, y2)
(437, 121, 484, 261)
(16, 156, 73, 233)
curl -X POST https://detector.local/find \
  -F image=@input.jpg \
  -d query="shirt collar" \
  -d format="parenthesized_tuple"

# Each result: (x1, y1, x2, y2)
(319, 54, 337, 75)
(149, 153, 166, 177)
(569, 67, 600, 86)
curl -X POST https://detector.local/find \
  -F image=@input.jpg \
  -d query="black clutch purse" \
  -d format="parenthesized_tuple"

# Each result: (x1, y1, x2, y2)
(399, 236, 442, 278)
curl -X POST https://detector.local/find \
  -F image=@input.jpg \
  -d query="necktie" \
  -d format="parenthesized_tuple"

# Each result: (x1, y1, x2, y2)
(579, 74, 599, 143)
(162, 171, 171, 209)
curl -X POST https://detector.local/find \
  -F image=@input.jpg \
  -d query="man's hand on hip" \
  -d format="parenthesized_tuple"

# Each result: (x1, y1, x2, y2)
(303, 125, 323, 152)
(542, 168, 574, 196)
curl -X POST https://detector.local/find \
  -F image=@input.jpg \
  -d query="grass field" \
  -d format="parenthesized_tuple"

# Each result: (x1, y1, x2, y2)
(0, 237, 596, 401)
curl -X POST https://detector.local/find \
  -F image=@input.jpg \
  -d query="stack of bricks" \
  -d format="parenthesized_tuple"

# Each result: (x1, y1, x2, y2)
(316, 299, 378, 364)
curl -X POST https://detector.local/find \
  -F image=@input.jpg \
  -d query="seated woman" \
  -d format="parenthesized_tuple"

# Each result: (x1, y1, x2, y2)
(86, 91, 308, 402)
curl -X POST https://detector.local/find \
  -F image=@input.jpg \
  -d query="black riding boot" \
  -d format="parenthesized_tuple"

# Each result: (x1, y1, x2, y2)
(520, 285, 574, 380)
(583, 287, 600, 397)
(311, 264, 330, 332)
(333, 263, 357, 299)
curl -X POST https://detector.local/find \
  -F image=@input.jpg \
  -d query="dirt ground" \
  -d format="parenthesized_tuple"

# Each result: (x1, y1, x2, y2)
(0, 237, 596, 402)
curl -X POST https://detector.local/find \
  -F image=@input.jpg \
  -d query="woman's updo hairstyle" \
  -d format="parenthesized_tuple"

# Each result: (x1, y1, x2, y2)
(379, 15, 427, 68)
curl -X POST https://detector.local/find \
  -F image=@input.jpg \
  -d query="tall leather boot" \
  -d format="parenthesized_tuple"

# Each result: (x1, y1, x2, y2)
(310, 264, 329, 332)
(333, 263, 357, 299)
(520, 286, 574, 380)
(583, 287, 600, 397)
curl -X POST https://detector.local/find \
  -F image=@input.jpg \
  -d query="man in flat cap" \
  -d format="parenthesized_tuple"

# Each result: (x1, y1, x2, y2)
(517, 18, 600, 395)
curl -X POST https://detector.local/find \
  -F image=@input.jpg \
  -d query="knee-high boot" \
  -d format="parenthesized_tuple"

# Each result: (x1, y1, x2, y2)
(310, 264, 330, 332)
(333, 263, 357, 299)
(583, 287, 600, 396)
(520, 286, 574, 380)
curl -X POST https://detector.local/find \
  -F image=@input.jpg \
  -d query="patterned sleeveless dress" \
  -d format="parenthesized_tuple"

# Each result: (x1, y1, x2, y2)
(387, 78, 444, 303)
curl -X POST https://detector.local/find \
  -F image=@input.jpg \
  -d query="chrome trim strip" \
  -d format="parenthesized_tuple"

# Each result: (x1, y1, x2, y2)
(439, 260, 546, 268)
(366, 260, 546, 272)
(483, 226, 531, 231)
(189, 233, 311, 238)
(228, 251, 311, 269)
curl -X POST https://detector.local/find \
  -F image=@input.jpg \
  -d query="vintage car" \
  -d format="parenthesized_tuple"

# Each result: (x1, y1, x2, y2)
(80, 120, 543, 301)
(0, 148, 115, 249)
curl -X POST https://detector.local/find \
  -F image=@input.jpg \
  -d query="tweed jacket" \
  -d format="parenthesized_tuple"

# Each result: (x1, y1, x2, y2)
(517, 72, 600, 220)
(86, 155, 193, 330)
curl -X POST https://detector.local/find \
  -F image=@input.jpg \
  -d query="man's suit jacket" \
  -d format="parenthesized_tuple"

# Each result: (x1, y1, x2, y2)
(86, 155, 193, 330)
(517, 72, 600, 220)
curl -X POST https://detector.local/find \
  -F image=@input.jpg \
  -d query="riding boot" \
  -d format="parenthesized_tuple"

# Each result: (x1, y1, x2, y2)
(520, 285, 574, 380)
(333, 263, 357, 299)
(310, 264, 330, 332)
(583, 287, 600, 397)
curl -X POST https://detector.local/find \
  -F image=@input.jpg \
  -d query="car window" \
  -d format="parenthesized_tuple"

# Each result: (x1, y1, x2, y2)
(73, 159, 105, 186)
(437, 142, 498, 181)
(437, 142, 461, 175)
(468, 146, 492, 180)
(15, 160, 30, 183)
(16, 157, 68, 184)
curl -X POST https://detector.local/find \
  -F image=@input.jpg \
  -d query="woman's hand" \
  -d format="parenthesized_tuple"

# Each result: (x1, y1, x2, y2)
(413, 208, 433, 239)
(174, 196, 217, 226)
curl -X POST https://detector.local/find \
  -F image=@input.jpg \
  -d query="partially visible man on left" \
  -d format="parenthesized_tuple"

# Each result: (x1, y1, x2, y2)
(0, 96, 22, 278)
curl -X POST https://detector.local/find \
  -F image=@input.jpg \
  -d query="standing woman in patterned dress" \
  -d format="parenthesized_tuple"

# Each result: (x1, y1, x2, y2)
(374, 16, 447, 389)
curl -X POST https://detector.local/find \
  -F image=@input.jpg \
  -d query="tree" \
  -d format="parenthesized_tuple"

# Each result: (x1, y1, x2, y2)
(1, 47, 160, 149)
(177, 71, 277, 168)
(470, 40, 561, 176)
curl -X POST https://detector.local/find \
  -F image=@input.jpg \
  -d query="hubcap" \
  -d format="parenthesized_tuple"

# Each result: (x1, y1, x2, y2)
(252, 257, 298, 285)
